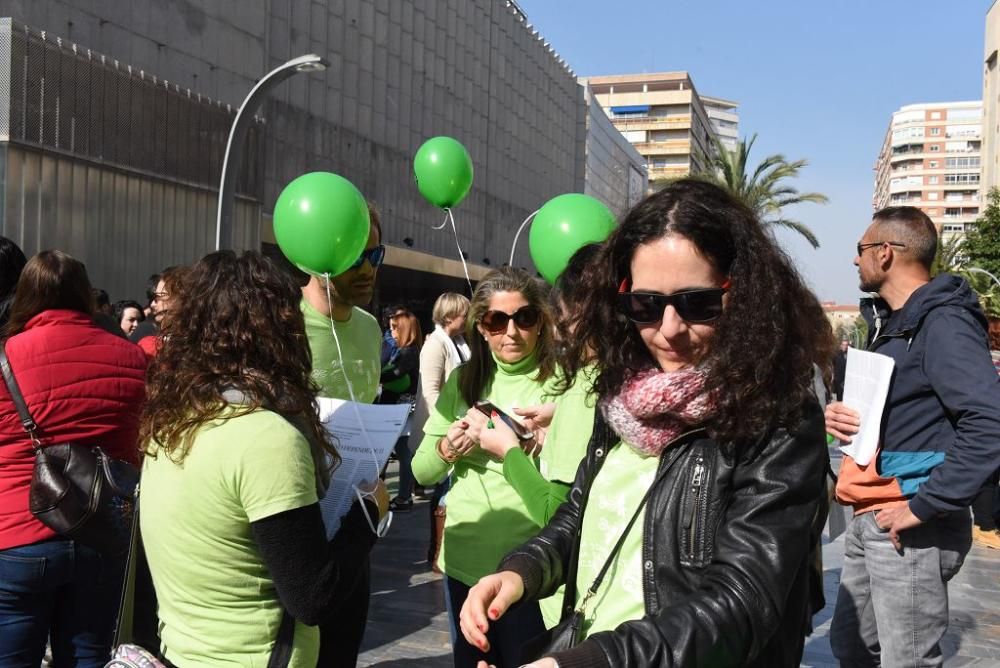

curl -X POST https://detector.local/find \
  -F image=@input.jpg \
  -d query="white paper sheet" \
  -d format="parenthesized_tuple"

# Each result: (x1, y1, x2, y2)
(316, 398, 411, 538)
(838, 348, 895, 467)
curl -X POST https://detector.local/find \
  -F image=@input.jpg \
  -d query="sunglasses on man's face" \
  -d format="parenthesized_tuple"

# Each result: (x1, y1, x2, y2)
(348, 244, 386, 270)
(480, 305, 541, 334)
(617, 282, 729, 324)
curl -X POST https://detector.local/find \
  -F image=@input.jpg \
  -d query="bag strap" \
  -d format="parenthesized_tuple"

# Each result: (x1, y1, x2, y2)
(0, 343, 42, 446)
(573, 445, 684, 617)
(112, 486, 142, 647)
(266, 610, 296, 668)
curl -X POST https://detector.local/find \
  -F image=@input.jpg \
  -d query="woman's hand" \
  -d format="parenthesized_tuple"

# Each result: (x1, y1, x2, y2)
(476, 660, 557, 668)
(478, 414, 520, 461)
(515, 403, 557, 445)
(437, 420, 476, 462)
(463, 407, 490, 444)
(459, 571, 526, 653)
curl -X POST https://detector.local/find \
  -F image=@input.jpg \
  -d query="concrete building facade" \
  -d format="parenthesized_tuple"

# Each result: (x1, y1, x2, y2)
(583, 72, 738, 188)
(873, 101, 982, 241)
(0, 1, 644, 310)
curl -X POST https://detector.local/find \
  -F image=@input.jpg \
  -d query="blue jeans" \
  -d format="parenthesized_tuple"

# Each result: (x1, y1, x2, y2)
(830, 509, 972, 668)
(445, 575, 545, 668)
(0, 539, 126, 668)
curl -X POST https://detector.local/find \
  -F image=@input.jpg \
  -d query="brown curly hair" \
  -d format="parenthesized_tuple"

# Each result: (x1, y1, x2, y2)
(140, 251, 339, 481)
(564, 179, 834, 448)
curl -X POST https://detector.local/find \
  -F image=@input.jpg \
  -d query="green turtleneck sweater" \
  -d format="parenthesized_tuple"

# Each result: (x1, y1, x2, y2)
(412, 351, 550, 586)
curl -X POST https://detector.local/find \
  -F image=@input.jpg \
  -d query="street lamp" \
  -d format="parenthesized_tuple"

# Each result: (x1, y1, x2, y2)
(215, 54, 329, 251)
(966, 266, 1000, 291)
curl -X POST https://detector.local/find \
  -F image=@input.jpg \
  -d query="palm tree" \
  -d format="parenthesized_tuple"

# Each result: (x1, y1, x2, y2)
(695, 133, 827, 248)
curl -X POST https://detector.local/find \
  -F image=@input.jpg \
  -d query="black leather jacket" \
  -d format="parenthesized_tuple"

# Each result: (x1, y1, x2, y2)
(500, 401, 828, 668)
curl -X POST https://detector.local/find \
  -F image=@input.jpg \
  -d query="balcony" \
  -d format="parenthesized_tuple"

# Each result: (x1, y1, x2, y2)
(648, 165, 689, 179)
(633, 140, 690, 155)
(611, 115, 692, 130)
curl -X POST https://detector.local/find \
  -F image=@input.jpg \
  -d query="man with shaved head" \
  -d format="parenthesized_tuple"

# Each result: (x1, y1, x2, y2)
(825, 206, 1000, 666)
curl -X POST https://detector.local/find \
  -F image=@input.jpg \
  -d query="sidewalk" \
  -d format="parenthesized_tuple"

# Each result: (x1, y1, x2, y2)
(361, 462, 1000, 667)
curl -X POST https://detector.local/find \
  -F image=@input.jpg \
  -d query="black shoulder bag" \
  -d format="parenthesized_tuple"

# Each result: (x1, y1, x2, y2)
(0, 343, 138, 555)
(520, 452, 681, 662)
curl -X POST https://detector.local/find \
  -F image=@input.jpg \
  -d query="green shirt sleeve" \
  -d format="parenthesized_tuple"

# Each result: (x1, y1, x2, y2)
(502, 448, 571, 527)
(234, 413, 319, 523)
(412, 369, 466, 486)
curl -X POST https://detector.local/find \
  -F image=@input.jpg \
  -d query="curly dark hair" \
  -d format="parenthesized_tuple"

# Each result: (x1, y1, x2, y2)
(564, 178, 834, 447)
(459, 266, 558, 407)
(140, 251, 339, 480)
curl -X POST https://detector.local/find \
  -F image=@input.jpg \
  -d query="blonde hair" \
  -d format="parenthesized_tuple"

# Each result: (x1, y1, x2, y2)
(432, 292, 470, 327)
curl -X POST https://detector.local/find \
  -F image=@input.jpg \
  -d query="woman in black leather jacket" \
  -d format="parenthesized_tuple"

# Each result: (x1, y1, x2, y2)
(459, 179, 834, 668)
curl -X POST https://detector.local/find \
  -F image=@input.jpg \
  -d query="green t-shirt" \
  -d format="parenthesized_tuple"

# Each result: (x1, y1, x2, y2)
(541, 365, 597, 484)
(302, 298, 382, 402)
(140, 410, 320, 667)
(576, 441, 659, 638)
(411, 352, 550, 586)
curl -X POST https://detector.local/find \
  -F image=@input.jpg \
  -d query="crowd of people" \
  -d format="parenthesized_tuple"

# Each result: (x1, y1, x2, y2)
(0, 178, 996, 668)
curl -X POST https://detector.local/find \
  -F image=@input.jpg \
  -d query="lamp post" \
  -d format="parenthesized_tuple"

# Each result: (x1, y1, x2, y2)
(966, 266, 1000, 291)
(215, 54, 329, 251)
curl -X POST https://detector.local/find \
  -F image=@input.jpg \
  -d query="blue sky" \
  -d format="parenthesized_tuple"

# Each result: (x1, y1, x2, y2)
(517, 0, 992, 303)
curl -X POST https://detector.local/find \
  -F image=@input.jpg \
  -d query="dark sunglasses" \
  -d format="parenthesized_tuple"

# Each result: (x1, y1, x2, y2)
(856, 241, 905, 257)
(480, 305, 541, 334)
(349, 244, 386, 270)
(617, 280, 729, 324)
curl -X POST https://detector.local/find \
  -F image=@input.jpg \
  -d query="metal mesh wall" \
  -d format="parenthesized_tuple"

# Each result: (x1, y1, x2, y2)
(3, 20, 262, 198)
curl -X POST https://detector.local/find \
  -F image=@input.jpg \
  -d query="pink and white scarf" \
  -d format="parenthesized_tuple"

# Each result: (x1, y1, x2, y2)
(600, 367, 717, 456)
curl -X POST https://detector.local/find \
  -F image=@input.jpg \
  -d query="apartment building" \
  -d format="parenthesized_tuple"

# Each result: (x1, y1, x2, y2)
(873, 101, 982, 240)
(583, 72, 738, 187)
(982, 0, 1000, 197)
(703, 96, 740, 152)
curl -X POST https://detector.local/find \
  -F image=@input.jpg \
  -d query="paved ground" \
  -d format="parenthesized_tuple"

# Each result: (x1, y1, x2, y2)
(361, 460, 1000, 667)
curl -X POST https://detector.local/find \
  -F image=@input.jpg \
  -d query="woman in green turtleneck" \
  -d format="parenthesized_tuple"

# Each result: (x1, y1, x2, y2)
(412, 267, 557, 668)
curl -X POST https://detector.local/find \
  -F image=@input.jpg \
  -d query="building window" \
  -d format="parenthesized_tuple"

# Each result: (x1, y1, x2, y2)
(930, 111, 942, 119)
(944, 208, 962, 218)
(930, 127, 941, 136)
(928, 192, 939, 200)
(929, 161, 938, 168)
(928, 176, 939, 184)
(944, 173, 980, 184)
(929, 145, 940, 152)
(944, 156, 980, 169)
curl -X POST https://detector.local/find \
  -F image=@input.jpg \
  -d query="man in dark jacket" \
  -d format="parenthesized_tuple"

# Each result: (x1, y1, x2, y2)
(825, 206, 1000, 666)
(832, 339, 849, 400)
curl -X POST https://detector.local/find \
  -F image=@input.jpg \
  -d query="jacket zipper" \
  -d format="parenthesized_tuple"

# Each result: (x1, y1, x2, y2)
(641, 428, 705, 611)
(687, 456, 705, 561)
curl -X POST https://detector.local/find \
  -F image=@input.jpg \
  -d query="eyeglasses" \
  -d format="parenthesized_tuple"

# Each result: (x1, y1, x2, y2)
(617, 284, 729, 324)
(856, 241, 906, 257)
(480, 305, 541, 334)
(349, 244, 386, 270)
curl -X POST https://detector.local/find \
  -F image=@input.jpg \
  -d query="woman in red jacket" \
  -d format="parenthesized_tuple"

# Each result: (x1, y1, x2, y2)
(0, 250, 147, 667)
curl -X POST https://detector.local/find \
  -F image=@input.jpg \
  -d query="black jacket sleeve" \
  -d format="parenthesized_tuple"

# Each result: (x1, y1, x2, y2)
(250, 499, 378, 626)
(912, 308, 1000, 519)
(381, 346, 419, 382)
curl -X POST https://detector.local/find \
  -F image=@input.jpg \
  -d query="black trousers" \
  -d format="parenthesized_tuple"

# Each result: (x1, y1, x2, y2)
(972, 471, 1000, 531)
(317, 556, 370, 667)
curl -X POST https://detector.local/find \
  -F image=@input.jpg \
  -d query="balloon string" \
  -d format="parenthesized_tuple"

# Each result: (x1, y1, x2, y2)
(431, 211, 449, 230)
(509, 208, 540, 267)
(443, 207, 474, 296)
(323, 275, 380, 489)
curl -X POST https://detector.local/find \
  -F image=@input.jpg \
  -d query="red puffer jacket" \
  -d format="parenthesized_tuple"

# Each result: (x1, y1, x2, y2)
(0, 310, 147, 550)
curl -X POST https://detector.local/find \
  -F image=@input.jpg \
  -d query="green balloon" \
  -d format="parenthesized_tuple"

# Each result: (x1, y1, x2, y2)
(414, 136, 474, 208)
(273, 172, 370, 276)
(529, 194, 616, 284)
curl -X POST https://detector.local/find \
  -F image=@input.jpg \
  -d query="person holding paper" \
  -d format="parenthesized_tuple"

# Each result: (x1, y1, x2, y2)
(458, 179, 832, 668)
(412, 266, 560, 667)
(300, 203, 389, 667)
(826, 206, 1000, 667)
(139, 251, 385, 667)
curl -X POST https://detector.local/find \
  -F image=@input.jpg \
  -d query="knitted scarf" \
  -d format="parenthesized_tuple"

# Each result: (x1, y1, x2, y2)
(600, 366, 717, 456)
